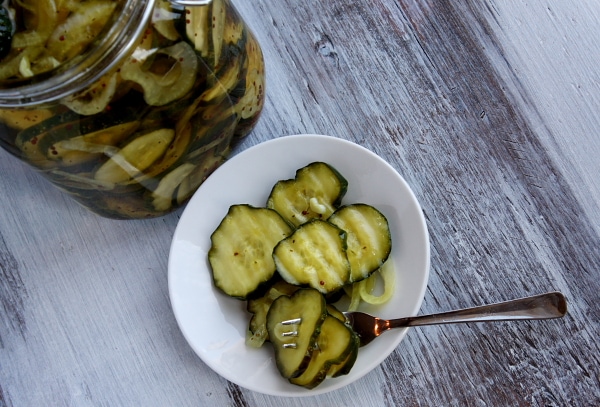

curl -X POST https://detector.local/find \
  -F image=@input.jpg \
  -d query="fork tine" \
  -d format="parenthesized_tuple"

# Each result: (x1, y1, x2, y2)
(280, 317, 302, 348)
(281, 317, 302, 325)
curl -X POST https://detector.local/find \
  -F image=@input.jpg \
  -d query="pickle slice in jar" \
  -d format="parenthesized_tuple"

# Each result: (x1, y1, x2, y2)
(134, 121, 192, 183)
(152, 0, 181, 42)
(201, 49, 245, 104)
(185, 5, 210, 57)
(186, 110, 238, 159)
(47, 121, 141, 166)
(184, 0, 226, 66)
(176, 143, 227, 205)
(0, 46, 45, 81)
(28, 106, 138, 157)
(62, 72, 119, 115)
(0, 109, 54, 131)
(211, 0, 226, 66)
(223, 6, 245, 47)
(120, 41, 198, 106)
(236, 36, 265, 120)
(94, 128, 175, 184)
(10, 0, 58, 49)
(15, 110, 81, 166)
(151, 162, 196, 211)
(46, 1, 118, 62)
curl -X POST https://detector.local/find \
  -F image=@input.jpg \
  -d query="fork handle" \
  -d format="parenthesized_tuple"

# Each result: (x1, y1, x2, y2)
(389, 292, 567, 329)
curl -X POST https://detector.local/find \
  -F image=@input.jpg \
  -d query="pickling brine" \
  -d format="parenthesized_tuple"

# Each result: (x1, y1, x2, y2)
(0, 0, 265, 219)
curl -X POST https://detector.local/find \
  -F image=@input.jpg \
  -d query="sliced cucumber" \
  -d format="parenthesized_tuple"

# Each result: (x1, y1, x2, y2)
(267, 162, 348, 227)
(324, 303, 359, 379)
(289, 315, 358, 389)
(185, 5, 210, 57)
(328, 204, 392, 282)
(211, 0, 226, 66)
(62, 72, 119, 115)
(208, 205, 294, 300)
(15, 110, 81, 166)
(273, 219, 351, 294)
(48, 121, 140, 166)
(326, 303, 346, 322)
(246, 280, 299, 348)
(120, 41, 199, 106)
(327, 333, 360, 378)
(266, 288, 327, 379)
(94, 128, 175, 184)
(152, 0, 181, 41)
(46, 1, 117, 61)
(0, 108, 54, 131)
(151, 162, 196, 212)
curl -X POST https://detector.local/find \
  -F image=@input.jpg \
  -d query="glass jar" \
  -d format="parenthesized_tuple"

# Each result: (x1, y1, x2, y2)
(0, 0, 264, 219)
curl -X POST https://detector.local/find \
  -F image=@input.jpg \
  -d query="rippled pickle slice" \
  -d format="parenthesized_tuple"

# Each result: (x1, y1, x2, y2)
(246, 281, 299, 348)
(266, 288, 327, 379)
(267, 162, 348, 227)
(208, 204, 294, 299)
(328, 204, 392, 283)
(289, 315, 358, 389)
(273, 219, 351, 294)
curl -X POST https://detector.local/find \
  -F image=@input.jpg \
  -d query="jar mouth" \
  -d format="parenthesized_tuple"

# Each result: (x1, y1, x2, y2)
(0, 0, 157, 108)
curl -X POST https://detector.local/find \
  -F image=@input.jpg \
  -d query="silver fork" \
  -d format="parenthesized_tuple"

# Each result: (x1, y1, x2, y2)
(343, 292, 567, 346)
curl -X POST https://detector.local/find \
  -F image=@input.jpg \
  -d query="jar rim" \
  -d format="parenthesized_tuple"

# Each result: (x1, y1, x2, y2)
(0, 0, 157, 108)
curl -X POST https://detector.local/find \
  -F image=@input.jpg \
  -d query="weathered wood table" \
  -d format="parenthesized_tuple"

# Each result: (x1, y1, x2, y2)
(1, 1, 599, 405)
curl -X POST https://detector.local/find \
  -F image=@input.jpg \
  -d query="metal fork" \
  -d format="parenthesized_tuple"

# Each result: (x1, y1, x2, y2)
(343, 292, 567, 346)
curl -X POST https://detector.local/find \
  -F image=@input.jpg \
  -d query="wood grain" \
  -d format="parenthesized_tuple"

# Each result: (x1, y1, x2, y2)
(1, 0, 599, 406)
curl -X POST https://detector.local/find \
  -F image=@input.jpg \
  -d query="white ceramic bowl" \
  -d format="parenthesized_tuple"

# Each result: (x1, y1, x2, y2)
(168, 134, 430, 396)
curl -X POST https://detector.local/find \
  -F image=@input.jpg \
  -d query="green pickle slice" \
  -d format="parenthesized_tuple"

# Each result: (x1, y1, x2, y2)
(328, 204, 392, 283)
(266, 288, 328, 379)
(120, 41, 199, 106)
(267, 162, 348, 227)
(94, 128, 175, 184)
(246, 281, 299, 348)
(208, 205, 294, 300)
(273, 219, 351, 294)
(46, 1, 117, 62)
(289, 315, 358, 389)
